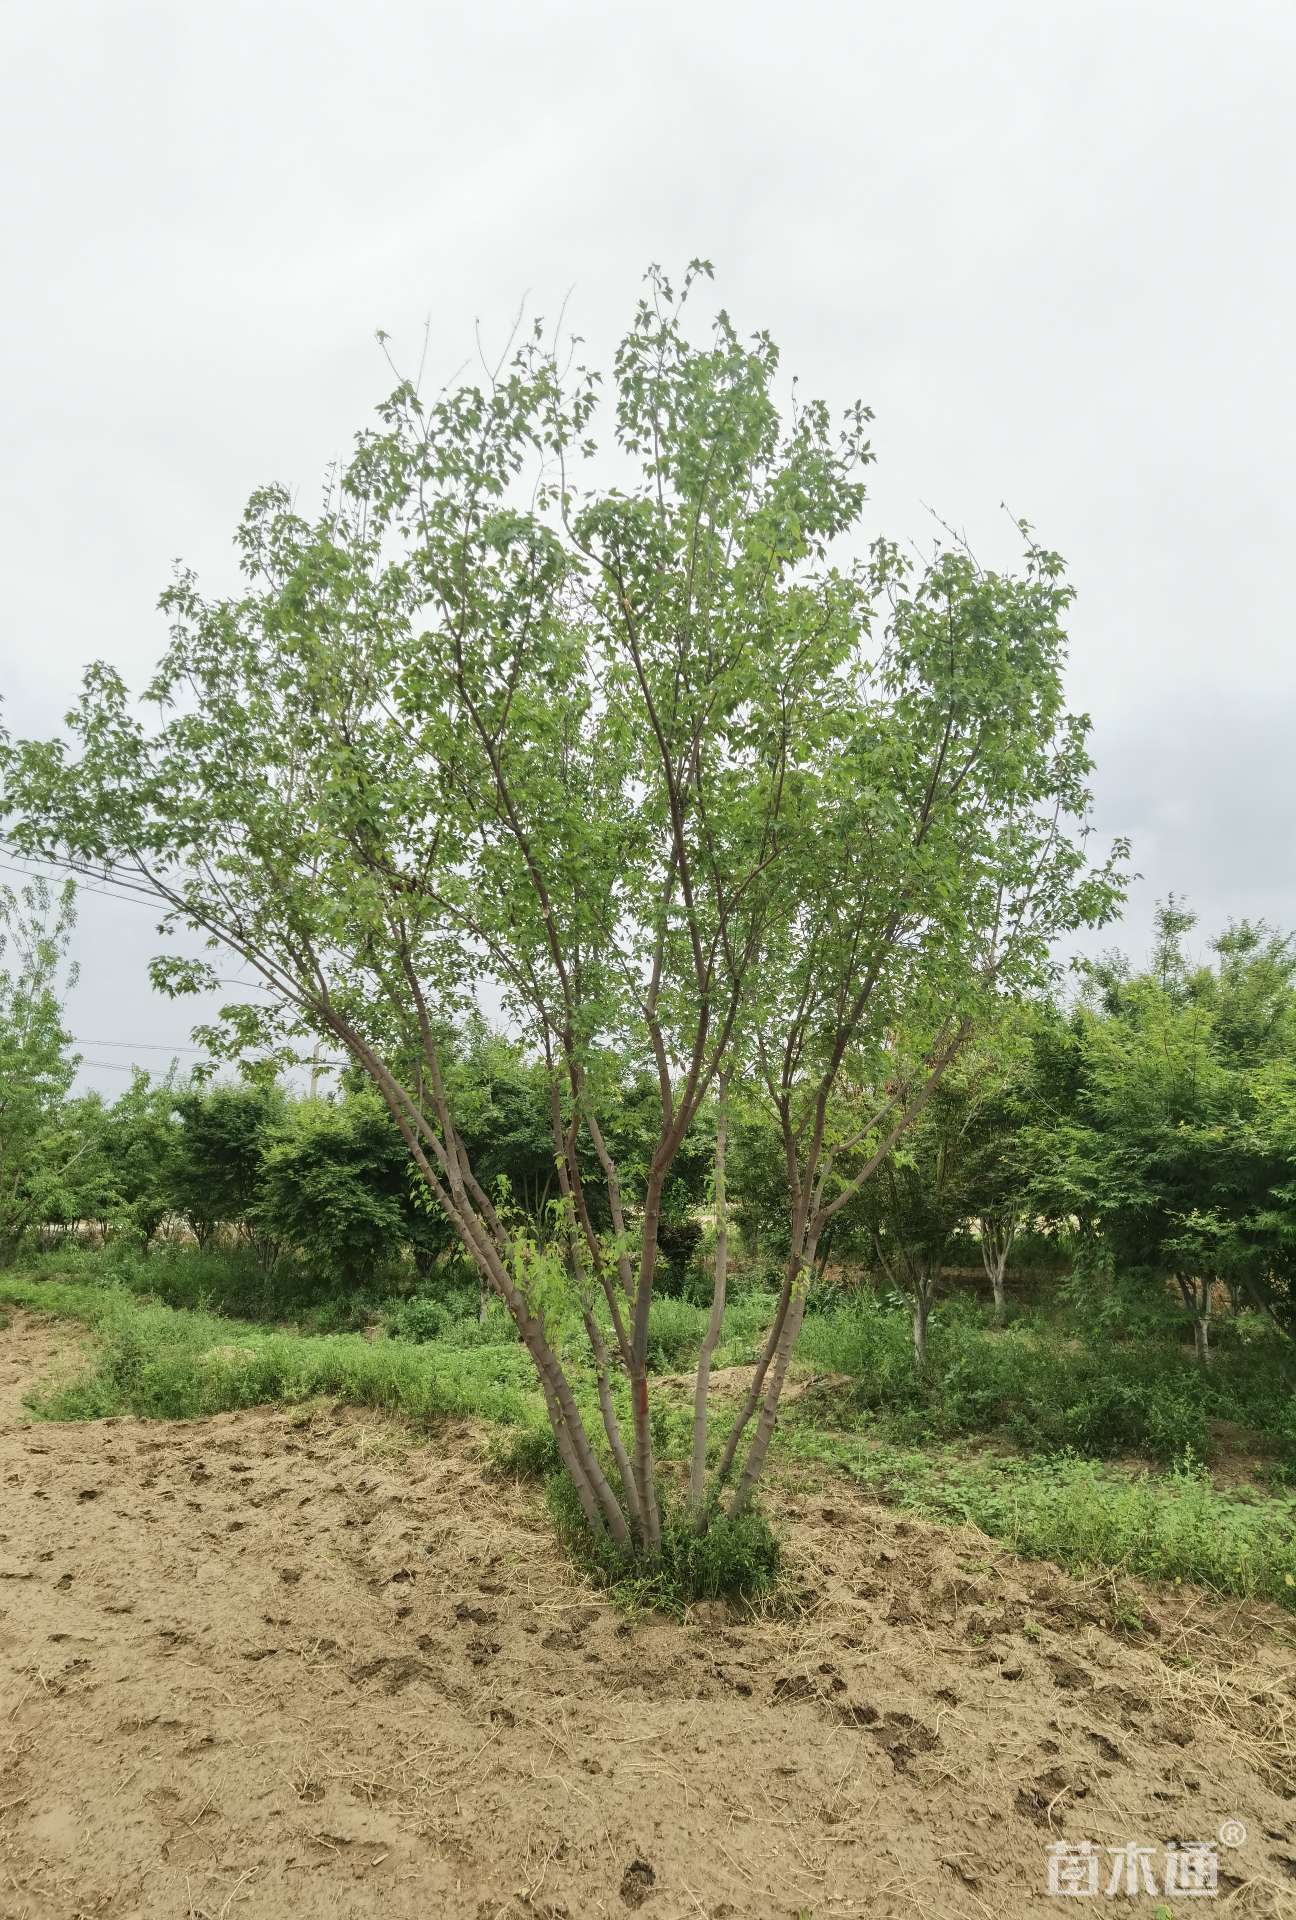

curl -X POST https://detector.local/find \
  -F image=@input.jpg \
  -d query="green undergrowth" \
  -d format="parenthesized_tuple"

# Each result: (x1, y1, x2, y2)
(785, 1425, 1296, 1609)
(637, 1289, 777, 1371)
(1, 1278, 544, 1430)
(545, 1472, 781, 1614)
(5, 1267, 1296, 1614)
(0, 1275, 129, 1328)
(3, 1253, 778, 1373)
(12, 1242, 397, 1331)
(795, 1289, 1296, 1467)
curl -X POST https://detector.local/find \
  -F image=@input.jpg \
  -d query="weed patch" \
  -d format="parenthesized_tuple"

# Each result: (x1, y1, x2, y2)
(15, 1289, 543, 1430)
(789, 1429, 1296, 1608)
(797, 1290, 1294, 1465)
(546, 1474, 780, 1613)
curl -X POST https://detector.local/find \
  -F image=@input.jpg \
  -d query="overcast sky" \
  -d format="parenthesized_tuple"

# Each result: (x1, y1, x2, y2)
(3, 0, 1292, 1094)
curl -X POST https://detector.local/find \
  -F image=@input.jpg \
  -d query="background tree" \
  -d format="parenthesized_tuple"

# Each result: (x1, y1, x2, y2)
(102, 1070, 182, 1248)
(842, 1038, 1038, 1366)
(1036, 905, 1295, 1363)
(959, 1009, 1047, 1320)
(0, 877, 83, 1267)
(170, 1083, 285, 1256)
(1248, 1057, 1296, 1332)
(35, 1089, 113, 1244)
(728, 1092, 794, 1269)
(255, 1090, 429, 1288)
(437, 1022, 556, 1231)
(855, 1070, 978, 1369)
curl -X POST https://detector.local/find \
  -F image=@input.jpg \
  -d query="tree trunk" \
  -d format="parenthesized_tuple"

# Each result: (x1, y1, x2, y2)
(911, 1283, 930, 1371)
(691, 1072, 730, 1524)
(1193, 1291, 1211, 1367)
(582, 1307, 643, 1537)
(979, 1217, 1015, 1323)
(728, 1236, 816, 1517)
(538, 1373, 603, 1531)
(1176, 1274, 1212, 1369)
(629, 1170, 665, 1556)
(729, 1289, 809, 1516)
(709, 1256, 796, 1496)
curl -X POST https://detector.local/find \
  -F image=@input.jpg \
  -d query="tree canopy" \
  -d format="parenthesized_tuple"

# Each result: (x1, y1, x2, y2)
(0, 265, 1124, 1552)
(1032, 903, 1296, 1354)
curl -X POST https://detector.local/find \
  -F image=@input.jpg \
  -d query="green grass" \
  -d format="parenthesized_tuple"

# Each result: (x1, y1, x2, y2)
(607, 1289, 777, 1374)
(643, 1295, 708, 1370)
(383, 1291, 520, 1348)
(1, 1277, 546, 1432)
(5, 1260, 1296, 1613)
(796, 1289, 1296, 1466)
(12, 1241, 365, 1322)
(0, 1270, 768, 1460)
(0, 1274, 131, 1328)
(546, 1472, 780, 1613)
(786, 1425, 1296, 1608)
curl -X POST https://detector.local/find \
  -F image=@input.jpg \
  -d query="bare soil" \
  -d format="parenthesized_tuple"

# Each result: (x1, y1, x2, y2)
(3, 1311, 1296, 1919)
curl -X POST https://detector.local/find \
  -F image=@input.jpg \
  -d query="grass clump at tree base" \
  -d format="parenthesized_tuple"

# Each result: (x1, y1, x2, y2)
(545, 1472, 781, 1616)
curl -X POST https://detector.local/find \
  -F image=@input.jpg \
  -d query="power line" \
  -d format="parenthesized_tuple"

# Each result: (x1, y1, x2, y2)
(0, 853, 277, 994)
(0, 854, 170, 912)
(71, 1036, 347, 1064)
(76, 1057, 345, 1078)
(73, 1036, 210, 1055)
(5, 848, 343, 1047)
(7, 852, 351, 1081)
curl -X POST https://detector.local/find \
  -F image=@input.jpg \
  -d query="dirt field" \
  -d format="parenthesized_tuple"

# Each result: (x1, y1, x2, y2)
(2, 1312, 1296, 1920)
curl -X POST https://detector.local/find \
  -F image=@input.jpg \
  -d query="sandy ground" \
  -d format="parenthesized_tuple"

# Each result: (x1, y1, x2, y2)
(2, 1311, 1296, 1920)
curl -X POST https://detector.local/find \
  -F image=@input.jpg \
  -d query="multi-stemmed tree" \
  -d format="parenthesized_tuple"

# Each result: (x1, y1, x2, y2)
(1, 265, 1122, 1554)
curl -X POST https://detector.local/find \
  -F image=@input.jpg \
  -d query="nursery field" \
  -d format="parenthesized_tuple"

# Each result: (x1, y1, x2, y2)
(4, 125, 1295, 1920)
(4, 1269, 1296, 1919)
